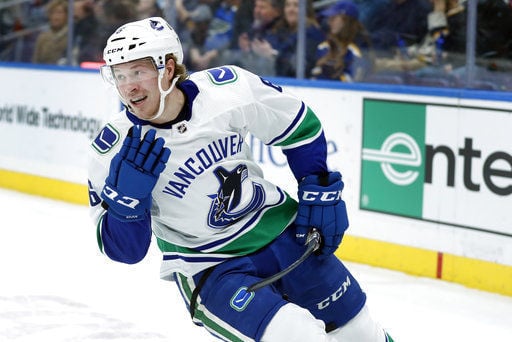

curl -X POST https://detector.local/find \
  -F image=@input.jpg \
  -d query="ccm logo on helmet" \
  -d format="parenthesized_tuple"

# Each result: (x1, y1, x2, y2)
(301, 190, 342, 202)
(106, 47, 123, 54)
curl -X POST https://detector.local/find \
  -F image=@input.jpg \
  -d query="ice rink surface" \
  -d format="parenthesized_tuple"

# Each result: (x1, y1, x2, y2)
(1, 188, 511, 341)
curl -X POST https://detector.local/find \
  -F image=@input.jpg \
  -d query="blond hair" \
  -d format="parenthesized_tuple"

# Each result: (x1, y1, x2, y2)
(167, 54, 188, 83)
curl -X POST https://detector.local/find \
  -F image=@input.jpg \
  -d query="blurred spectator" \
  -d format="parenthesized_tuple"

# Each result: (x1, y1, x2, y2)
(87, 0, 139, 63)
(174, 0, 197, 30)
(396, 0, 466, 86)
(411, 1, 511, 64)
(472, 0, 512, 89)
(356, 0, 432, 75)
(418, 0, 512, 62)
(476, 0, 512, 59)
(225, 0, 283, 76)
(268, 0, 325, 78)
(249, 0, 283, 40)
(204, 0, 240, 52)
(136, 0, 164, 20)
(405, 0, 465, 67)
(73, 0, 100, 65)
(366, 0, 432, 55)
(0, 5, 18, 60)
(175, 0, 212, 24)
(97, 0, 139, 34)
(184, 0, 241, 69)
(183, 5, 221, 70)
(437, 0, 466, 55)
(27, 0, 52, 26)
(353, 0, 390, 29)
(407, 0, 512, 88)
(229, 0, 254, 49)
(312, 1, 373, 82)
(1, 1, 50, 62)
(175, 0, 215, 48)
(31, 0, 68, 64)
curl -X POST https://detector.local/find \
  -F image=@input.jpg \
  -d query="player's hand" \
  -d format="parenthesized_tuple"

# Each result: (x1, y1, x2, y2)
(101, 125, 171, 221)
(295, 172, 349, 259)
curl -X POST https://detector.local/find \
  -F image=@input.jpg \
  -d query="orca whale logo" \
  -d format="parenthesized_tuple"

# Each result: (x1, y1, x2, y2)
(149, 19, 165, 31)
(207, 164, 265, 229)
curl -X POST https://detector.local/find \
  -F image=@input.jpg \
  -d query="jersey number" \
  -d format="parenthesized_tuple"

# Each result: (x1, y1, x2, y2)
(260, 77, 283, 93)
(88, 180, 101, 206)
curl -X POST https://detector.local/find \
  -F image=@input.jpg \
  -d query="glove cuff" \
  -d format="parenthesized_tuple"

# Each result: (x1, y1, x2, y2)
(300, 171, 342, 187)
(101, 185, 152, 222)
(102, 200, 150, 222)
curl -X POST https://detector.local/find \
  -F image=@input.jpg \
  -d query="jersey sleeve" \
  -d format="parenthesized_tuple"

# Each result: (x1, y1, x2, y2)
(281, 131, 328, 180)
(229, 66, 328, 180)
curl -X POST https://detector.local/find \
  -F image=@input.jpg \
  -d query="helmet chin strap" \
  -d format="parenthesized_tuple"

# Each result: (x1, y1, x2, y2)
(146, 71, 179, 122)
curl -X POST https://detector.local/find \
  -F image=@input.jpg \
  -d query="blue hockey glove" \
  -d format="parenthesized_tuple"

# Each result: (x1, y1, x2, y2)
(101, 125, 171, 221)
(295, 171, 349, 258)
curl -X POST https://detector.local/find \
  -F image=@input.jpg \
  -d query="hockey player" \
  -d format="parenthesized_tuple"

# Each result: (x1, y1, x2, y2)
(88, 16, 393, 341)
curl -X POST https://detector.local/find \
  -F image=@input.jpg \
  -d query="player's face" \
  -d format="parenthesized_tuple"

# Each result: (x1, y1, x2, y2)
(111, 58, 160, 120)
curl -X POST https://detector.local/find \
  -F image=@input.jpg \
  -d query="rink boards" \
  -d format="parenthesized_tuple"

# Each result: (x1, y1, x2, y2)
(0, 63, 511, 296)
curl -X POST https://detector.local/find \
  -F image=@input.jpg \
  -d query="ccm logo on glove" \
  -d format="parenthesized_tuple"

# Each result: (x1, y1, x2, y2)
(300, 191, 342, 202)
(295, 171, 349, 259)
(102, 185, 140, 209)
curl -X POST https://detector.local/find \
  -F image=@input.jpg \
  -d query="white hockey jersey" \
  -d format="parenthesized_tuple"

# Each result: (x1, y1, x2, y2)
(88, 65, 325, 280)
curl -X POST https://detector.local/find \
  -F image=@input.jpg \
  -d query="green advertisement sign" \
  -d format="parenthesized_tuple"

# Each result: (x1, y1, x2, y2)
(361, 100, 426, 218)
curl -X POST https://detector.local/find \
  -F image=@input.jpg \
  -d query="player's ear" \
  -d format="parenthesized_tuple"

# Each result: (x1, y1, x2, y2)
(160, 58, 176, 91)
(164, 57, 176, 79)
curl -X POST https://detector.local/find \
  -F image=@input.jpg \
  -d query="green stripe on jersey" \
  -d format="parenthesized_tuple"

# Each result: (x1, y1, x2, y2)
(275, 106, 322, 147)
(96, 214, 105, 253)
(156, 195, 297, 256)
(216, 194, 297, 254)
(157, 237, 197, 255)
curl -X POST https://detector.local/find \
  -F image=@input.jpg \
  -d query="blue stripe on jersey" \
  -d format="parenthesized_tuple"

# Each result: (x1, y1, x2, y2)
(163, 254, 227, 262)
(267, 102, 306, 145)
(172, 273, 192, 308)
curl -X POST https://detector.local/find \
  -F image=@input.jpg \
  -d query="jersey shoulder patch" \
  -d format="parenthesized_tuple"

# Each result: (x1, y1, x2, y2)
(91, 123, 120, 154)
(205, 66, 238, 85)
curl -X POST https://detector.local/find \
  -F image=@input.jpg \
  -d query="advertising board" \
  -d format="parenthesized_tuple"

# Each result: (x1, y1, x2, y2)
(361, 99, 512, 236)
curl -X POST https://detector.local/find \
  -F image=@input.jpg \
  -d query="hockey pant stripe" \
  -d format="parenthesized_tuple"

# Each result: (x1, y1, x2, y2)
(174, 272, 254, 342)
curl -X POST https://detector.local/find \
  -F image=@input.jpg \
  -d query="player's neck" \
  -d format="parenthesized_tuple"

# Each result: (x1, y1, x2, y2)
(153, 88, 185, 125)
